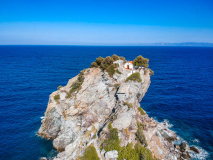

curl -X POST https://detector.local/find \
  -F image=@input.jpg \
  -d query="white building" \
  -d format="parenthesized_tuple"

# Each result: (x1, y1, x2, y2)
(124, 61, 133, 70)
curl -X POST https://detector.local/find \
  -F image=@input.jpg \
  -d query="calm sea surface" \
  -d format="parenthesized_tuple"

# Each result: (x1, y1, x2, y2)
(0, 46, 212, 160)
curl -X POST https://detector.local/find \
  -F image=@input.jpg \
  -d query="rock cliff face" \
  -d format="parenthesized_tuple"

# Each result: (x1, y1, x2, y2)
(37, 59, 197, 160)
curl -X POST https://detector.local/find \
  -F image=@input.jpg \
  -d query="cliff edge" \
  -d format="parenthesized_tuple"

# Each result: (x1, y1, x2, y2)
(38, 55, 199, 160)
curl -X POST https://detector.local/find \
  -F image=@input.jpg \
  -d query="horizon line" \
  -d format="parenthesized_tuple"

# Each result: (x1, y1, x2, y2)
(0, 42, 213, 47)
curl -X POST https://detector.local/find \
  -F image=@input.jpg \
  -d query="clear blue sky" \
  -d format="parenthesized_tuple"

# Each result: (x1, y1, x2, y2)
(0, 0, 213, 45)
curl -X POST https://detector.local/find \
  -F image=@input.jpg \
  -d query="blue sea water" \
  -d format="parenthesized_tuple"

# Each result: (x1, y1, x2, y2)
(0, 46, 212, 160)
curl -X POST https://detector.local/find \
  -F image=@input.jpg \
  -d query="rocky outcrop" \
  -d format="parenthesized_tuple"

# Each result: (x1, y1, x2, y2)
(37, 59, 199, 160)
(190, 146, 200, 154)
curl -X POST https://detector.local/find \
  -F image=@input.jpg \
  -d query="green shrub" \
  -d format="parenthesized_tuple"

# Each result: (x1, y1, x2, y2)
(105, 56, 114, 64)
(125, 72, 142, 82)
(118, 142, 155, 160)
(95, 56, 105, 66)
(119, 56, 126, 61)
(134, 142, 155, 160)
(133, 55, 149, 68)
(138, 107, 146, 115)
(136, 122, 147, 147)
(113, 63, 119, 68)
(90, 62, 98, 68)
(106, 64, 116, 77)
(106, 63, 120, 76)
(112, 54, 120, 61)
(115, 69, 121, 74)
(141, 123, 145, 129)
(101, 123, 154, 160)
(90, 55, 125, 70)
(67, 71, 85, 98)
(102, 123, 121, 152)
(70, 81, 81, 92)
(78, 71, 85, 81)
(54, 94, 60, 102)
(100, 56, 114, 70)
(66, 92, 71, 98)
(118, 143, 139, 160)
(80, 145, 100, 160)
(100, 63, 109, 70)
(105, 63, 119, 77)
(57, 85, 63, 90)
(123, 101, 133, 111)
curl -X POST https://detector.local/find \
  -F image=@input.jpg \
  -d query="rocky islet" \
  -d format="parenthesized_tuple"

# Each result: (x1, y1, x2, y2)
(37, 55, 200, 160)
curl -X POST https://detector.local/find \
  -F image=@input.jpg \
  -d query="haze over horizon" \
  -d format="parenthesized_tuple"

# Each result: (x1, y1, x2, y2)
(0, 0, 213, 45)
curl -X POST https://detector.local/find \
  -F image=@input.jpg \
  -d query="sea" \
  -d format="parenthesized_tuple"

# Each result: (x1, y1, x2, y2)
(0, 46, 212, 160)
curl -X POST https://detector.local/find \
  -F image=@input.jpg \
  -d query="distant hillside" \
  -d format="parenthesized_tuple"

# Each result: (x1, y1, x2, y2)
(140, 42, 213, 47)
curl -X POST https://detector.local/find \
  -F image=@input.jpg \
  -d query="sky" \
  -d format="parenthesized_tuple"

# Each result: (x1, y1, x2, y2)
(0, 0, 213, 45)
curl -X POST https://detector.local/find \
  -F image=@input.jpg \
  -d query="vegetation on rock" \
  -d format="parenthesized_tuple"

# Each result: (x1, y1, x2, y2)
(119, 142, 155, 160)
(95, 56, 104, 65)
(102, 123, 121, 152)
(106, 64, 119, 77)
(136, 122, 148, 147)
(90, 62, 99, 68)
(119, 56, 126, 62)
(115, 69, 121, 74)
(80, 145, 100, 160)
(134, 142, 155, 160)
(102, 122, 155, 160)
(101, 56, 114, 70)
(66, 71, 85, 98)
(90, 54, 126, 77)
(118, 143, 138, 160)
(123, 101, 133, 110)
(144, 68, 154, 76)
(112, 54, 120, 61)
(133, 55, 149, 68)
(90, 55, 153, 78)
(57, 85, 63, 90)
(126, 72, 142, 82)
(148, 68, 154, 75)
(90, 54, 124, 68)
(138, 107, 146, 115)
(104, 56, 114, 64)
(54, 94, 60, 102)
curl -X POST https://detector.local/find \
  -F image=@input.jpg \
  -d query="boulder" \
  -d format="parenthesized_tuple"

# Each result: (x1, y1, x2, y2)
(190, 146, 200, 153)
(174, 144, 180, 150)
(165, 136, 177, 143)
(180, 142, 190, 152)
(105, 150, 118, 160)
(53, 134, 74, 151)
(181, 151, 191, 159)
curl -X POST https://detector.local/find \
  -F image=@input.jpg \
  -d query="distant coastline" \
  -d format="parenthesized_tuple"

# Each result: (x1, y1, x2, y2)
(139, 42, 213, 47)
